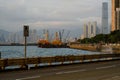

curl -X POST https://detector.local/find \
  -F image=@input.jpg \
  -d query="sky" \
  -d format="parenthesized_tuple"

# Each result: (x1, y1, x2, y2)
(0, 0, 111, 34)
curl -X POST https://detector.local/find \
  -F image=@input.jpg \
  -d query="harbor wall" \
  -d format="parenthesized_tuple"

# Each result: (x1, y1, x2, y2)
(68, 43, 120, 53)
(68, 43, 99, 51)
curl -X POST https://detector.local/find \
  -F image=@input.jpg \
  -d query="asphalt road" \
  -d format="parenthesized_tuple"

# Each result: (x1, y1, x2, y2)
(0, 60, 120, 80)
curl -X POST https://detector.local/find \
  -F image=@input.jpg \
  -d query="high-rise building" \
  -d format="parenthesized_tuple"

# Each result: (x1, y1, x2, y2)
(83, 21, 97, 38)
(102, 2, 108, 34)
(111, 0, 120, 31)
(89, 21, 97, 38)
(83, 23, 88, 38)
(88, 22, 91, 38)
(116, 8, 120, 30)
(92, 21, 97, 36)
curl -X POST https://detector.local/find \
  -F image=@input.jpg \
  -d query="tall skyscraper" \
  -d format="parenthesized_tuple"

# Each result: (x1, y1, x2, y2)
(102, 2, 108, 34)
(111, 0, 120, 31)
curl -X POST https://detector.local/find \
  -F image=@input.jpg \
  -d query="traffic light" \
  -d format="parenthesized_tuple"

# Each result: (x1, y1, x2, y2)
(24, 25, 29, 37)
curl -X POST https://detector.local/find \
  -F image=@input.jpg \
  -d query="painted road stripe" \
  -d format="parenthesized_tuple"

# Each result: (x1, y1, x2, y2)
(16, 76, 41, 80)
(56, 69, 86, 74)
(96, 65, 116, 70)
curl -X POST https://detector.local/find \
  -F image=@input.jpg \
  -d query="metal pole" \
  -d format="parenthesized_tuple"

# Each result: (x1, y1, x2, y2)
(25, 36, 27, 58)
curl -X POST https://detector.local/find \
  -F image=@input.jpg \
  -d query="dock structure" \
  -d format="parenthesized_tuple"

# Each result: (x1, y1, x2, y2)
(68, 43, 101, 51)
(0, 53, 120, 70)
(68, 43, 120, 53)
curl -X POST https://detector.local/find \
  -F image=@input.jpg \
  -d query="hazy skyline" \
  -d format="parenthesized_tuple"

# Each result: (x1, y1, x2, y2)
(0, 0, 111, 32)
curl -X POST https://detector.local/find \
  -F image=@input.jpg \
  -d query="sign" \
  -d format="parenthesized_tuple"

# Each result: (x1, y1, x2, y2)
(24, 25, 29, 37)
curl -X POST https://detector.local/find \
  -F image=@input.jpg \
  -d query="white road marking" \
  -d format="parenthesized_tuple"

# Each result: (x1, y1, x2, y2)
(56, 69, 86, 74)
(96, 65, 116, 70)
(56, 66, 82, 70)
(112, 76, 120, 78)
(16, 76, 41, 80)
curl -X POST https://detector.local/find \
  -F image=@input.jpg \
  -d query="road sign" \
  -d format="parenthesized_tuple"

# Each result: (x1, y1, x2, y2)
(24, 25, 29, 37)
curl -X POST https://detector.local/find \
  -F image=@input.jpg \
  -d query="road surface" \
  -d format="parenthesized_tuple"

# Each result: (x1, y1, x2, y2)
(0, 60, 120, 80)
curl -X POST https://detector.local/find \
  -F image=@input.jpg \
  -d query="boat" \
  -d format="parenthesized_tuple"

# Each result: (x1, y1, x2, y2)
(38, 31, 69, 48)
(38, 39, 69, 48)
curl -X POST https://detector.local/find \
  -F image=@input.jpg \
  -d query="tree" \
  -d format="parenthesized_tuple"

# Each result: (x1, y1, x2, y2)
(78, 30, 120, 44)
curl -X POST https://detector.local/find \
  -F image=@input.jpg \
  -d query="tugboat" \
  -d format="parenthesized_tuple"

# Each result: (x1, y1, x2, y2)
(38, 31, 69, 48)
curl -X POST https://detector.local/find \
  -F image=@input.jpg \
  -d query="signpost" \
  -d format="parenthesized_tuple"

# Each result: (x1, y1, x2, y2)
(24, 25, 29, 58)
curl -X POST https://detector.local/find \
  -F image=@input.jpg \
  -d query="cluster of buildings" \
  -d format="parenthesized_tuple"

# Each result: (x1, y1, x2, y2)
(81, 21, 99, 39)
(1, 0, 120, 43)
(81, 0, 120, 39)
(27, 29, 40, 43)
(0, 29, 40, 44)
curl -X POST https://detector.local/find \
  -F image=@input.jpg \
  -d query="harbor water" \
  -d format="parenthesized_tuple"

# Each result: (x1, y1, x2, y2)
(0, 46, 102, 59)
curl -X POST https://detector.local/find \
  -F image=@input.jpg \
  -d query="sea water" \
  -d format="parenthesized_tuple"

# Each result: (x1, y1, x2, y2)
(0, 46, 101, 59)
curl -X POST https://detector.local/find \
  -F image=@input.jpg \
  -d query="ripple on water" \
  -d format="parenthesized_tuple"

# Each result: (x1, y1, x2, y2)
(0, 46, 101, 59)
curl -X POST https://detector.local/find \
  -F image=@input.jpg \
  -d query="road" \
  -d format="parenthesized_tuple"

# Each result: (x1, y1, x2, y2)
(0, 60, 120, 80)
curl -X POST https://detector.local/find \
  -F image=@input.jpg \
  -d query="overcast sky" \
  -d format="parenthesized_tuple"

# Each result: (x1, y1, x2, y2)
(0, 0, 111, 33)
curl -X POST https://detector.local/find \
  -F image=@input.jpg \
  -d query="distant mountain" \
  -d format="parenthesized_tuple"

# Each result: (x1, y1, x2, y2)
(0, 28, 83, 43)
(0, 29, 10, 43)
(0, 29, 10, 34)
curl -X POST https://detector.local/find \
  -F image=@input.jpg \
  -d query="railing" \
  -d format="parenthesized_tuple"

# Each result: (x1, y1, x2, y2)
(0, 53, 120, 70)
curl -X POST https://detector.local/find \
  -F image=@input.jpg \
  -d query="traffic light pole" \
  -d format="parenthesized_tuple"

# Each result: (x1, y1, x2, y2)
(23, 25, 29, 69)
(24, 25, 29, 58)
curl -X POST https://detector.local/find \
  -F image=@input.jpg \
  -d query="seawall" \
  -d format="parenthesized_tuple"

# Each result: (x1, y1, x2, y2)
(68, 43, 120, 53)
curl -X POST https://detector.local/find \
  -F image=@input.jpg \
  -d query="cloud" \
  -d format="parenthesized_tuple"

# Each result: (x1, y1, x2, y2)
(77, 17, 101, 25)
(0, 0, 111, 34)
(27, 21, 82, 30)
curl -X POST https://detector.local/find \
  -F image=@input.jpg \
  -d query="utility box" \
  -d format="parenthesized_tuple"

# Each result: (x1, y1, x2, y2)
(24, 25, 29, 37)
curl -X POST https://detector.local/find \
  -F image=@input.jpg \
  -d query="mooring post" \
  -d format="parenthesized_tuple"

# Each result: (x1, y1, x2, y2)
(0, 51, 1, 59)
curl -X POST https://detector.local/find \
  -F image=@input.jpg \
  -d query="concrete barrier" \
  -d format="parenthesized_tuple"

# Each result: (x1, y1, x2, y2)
(74, 55, 84, 60)
(84, 55, 93, 60)
(55, 56, 65, 62)
(7, 58, 25, 66)
(27, 57, 40, 64)
(40, 57, 55, 63)
(0, 59, 6, 67)
(0, 54, 120, 70)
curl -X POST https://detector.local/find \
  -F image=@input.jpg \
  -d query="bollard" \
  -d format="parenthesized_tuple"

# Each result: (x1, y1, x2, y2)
(0, 52, 1, 59)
